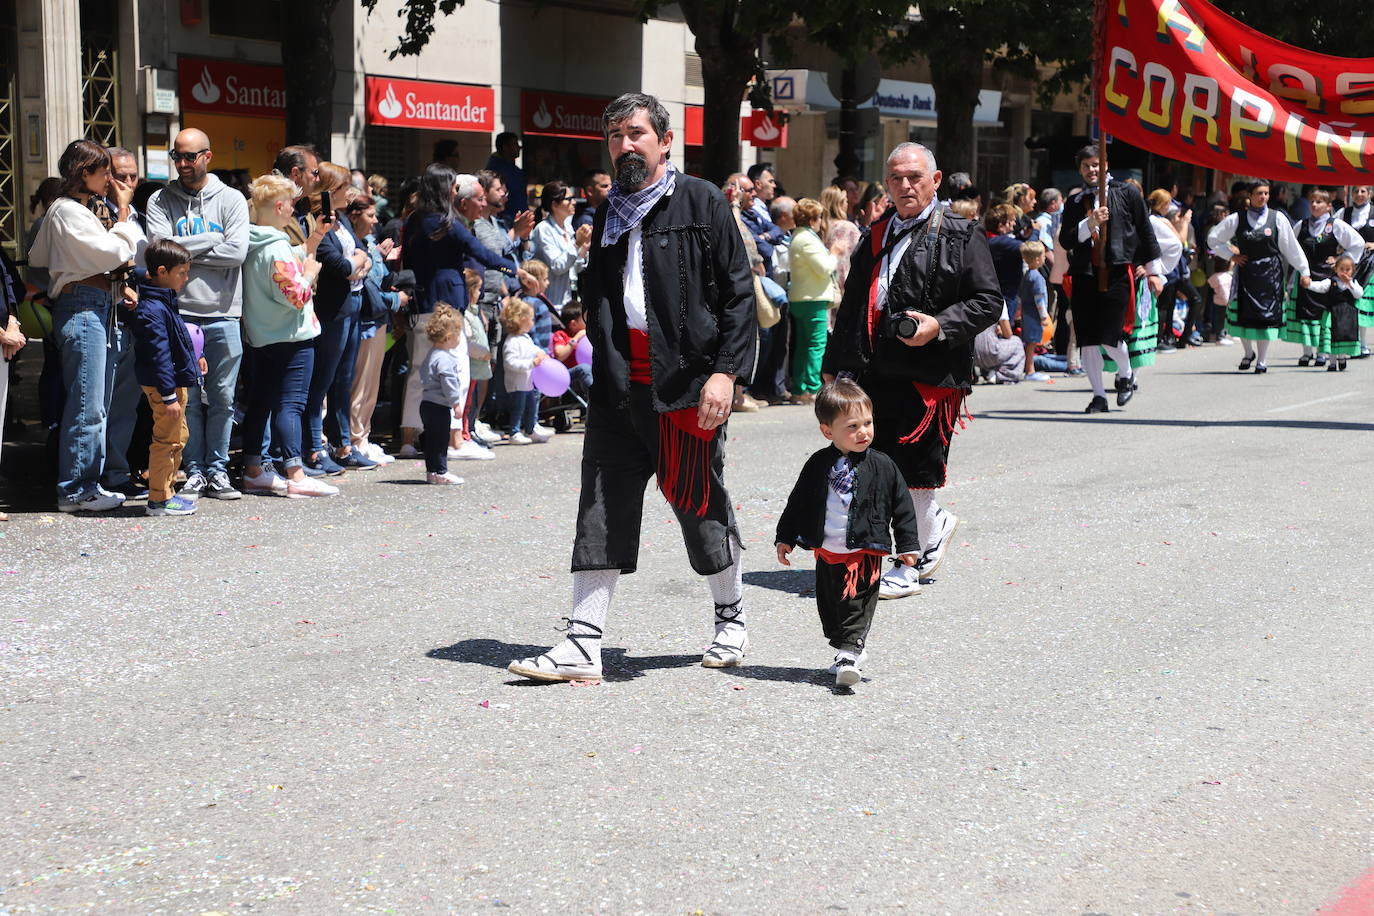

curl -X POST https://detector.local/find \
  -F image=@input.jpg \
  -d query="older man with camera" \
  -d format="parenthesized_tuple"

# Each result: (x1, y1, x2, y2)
(824, 142, 1001, 600)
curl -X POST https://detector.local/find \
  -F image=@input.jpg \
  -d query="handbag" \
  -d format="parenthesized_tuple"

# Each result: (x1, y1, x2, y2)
(753, 274, 780, 329)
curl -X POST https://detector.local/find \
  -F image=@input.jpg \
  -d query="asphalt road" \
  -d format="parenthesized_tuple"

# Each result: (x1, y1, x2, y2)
(2, 341, 1372, 915)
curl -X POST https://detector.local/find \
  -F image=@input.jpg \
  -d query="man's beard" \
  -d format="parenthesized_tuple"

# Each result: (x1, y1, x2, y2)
(614, 153, 650, 192)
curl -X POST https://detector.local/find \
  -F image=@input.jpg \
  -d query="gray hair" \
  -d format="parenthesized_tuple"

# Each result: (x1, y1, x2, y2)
(1040, 187, 1063, 207)
(603, 92, 671, 142)
(105, 146, 136, 162)
(770, 196, 796, 221)
(455, 173, 483, 201)
(946, 171, 972, 191)
(886, 142, 937, 174)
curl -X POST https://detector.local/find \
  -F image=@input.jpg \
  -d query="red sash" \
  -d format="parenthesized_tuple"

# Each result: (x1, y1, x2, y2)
(631, 328, 716, 517)
(815, 548, 886, 600)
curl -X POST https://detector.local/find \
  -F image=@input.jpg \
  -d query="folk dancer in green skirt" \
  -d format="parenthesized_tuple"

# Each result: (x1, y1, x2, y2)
(1283, 188, 1362, 367)
(1303, 254, 1363, 372)
(1206, 180, 1310, 374)
(1339, 186, 1374, 358)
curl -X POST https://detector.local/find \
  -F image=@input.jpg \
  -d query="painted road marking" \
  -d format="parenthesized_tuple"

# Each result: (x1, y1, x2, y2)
(1266, 391, 1360, 414)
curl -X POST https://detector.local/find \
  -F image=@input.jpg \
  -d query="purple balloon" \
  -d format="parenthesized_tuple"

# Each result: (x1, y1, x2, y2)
(575, 335, 593, 366)
(184, 322, 205, 362)
(531, 357, 571, 397)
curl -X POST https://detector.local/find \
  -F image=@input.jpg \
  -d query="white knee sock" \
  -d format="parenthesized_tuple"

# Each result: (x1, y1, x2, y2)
(1101, 342, 1132, 380)
(909, 488, 939, 551)
(1256, 340, 1270, 364)
(1081, 347, 1108, 398)
(1303, 344, 1316, 357)
(544, 569, 618, 667)
(1241, 338, 1255, 358)
(706, 535, 746, 643)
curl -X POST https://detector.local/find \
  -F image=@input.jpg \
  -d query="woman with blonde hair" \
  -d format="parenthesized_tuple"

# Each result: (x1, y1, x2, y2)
(820, 185, 860, 290)
(787, 198, 844, 402)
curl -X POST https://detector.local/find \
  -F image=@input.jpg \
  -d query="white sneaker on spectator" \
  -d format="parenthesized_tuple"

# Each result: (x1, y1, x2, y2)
(397, 443, 420, 459)
(360, 441, 394, 465)
(532, 423, 555, 437)
(427, 472, 465, 485)
(474, 420, 497, 441)
(509, 432, 533, 446)
(286, 476, 339, 498)
(58, 489, 125, 513)
(449, 440, 495, 460)
(878, 561, 922, 599)
(1025, 371, 1050, 381)
(528, 429, 551, 443)
(242, 467, 289, 496)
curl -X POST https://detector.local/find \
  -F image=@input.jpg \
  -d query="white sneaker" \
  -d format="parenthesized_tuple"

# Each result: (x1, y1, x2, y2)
(532, 423, 555, 437)
(878, 561, 922, 599)
(58, 489, 125, 513)
(427, 472, 465, 485)
(827, 650, 869, 675)
(834, 657, 863, 687)
(242, 467, 289, 496)
(397, 443, 420, 458)
(509, 432, 533, 446)
(360, 441, 395, 465)
(286, 476, 339, 497)
(702, 629, 749, 667)
(918, 510, 961, 578)
(474, 420, 497, 441)
(528, 429, 551, 443)
(449, 440, 495, 461)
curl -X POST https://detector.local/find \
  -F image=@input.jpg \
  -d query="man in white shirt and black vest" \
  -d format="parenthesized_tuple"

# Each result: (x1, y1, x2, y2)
(509, 93, 757, 684)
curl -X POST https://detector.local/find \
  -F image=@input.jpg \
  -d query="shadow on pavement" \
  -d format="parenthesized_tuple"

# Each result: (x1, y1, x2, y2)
(980, 409, 1374, 431)
(378, 479, 430, 486)
(717, 663, 859, 695)
(743, 569, 815, 594)
(428, 639, 700, 684)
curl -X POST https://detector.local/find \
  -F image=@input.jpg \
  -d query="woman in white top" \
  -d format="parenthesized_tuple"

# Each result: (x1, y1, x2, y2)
(27, 140, 143, 512)
(530, 181, 590, 309)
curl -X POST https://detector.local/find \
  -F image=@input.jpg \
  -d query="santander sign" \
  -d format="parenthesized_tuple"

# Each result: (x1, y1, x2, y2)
(178, 57, 285, 118)
(365, 77, 494, 132)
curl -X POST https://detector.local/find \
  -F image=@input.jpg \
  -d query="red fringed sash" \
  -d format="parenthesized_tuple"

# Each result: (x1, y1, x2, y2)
(628, 328, 652, 384)
(815, 548, 886, 600)
(898, 382, 970, 447)
(630, 329, 716, 518)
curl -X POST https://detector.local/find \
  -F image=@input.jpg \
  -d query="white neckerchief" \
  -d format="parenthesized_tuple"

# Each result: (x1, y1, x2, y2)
(876, 198, 937, 311)
(1310, 212, 1331, 234)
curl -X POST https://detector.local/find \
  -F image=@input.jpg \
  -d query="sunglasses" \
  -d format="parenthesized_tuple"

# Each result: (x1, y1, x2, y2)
(170, 149, 209, 163)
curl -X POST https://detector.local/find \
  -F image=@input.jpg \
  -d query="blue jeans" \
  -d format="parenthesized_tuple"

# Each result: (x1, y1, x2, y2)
(306, 292, 362, 455)
(507, 388, 539, 434)
(241, 340, 315, 469)
(103, 319, 143, 486)
(51, 286, 117, 501)
(568, 363, 592, 400)
(184, 317, 243, 475)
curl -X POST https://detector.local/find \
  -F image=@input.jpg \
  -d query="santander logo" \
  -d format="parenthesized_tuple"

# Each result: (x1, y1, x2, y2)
(192, 67, 220, 105)
(753, 116, 780, 142)
(377, 83, 402, 119)
(532, 97, 553, 130)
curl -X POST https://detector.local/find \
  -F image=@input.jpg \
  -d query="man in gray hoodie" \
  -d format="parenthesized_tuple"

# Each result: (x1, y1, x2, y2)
(145, 128, 250, 499)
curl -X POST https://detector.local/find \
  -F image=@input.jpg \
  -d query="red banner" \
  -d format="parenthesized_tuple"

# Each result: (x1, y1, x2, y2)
(1100, 0, 1374, 183)
(178, 56, 285, 118)
(740, 112, 787, 148)
(365, 77, 494, 132)
(521, 90, 610, 140)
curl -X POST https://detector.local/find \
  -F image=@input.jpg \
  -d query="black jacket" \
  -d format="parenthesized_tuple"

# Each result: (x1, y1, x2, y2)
(132, 284, 202, 401)
(823, 208, 1002, 388)
(583, 174, 757, 412)
(314, 219, 363, 324)
(775, 445, 921, 555)
(1061, 181, 1161, 275)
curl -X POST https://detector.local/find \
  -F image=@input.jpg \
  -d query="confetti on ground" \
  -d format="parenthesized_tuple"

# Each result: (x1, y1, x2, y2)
(731, 685, 746, 691)
(478, 700, 490, 708)
(1201, 780, 1221, 785)
(569, 679, 600, 688)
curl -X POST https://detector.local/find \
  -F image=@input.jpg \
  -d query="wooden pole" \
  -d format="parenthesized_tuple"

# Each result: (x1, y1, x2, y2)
(1092, 0, 1110, 292)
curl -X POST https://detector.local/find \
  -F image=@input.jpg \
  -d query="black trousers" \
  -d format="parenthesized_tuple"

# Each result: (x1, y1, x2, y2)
(1070, 266, 1134, 347)
(418, 399, 450, 474)
(571, 385, 739, 575)
(815, 552, 883, 653)
(863, 375, 959, 490)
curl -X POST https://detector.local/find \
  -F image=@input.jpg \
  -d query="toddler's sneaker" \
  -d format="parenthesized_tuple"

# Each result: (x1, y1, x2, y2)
(242, 467, 289, 496)
(286, 476, 339, 498)
(509, 432, 533, 446)
(146, 495, 198, 516)
(396, 443, 420, 459)
(833, 656, 863, 687)
(827, 650, 869, 675)
(58, 488, 126, 514)
(427, 471, 465, 485)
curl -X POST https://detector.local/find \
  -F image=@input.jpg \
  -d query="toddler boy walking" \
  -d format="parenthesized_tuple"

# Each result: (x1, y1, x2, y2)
(133, 239, 202, 516)
(775, 379, 921, 686)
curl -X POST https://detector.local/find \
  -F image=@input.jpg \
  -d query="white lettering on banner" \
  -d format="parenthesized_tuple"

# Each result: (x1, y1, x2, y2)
(554, 105, 601, 134)
(225, 75, 285, 111)
(404, 92, 488, 124)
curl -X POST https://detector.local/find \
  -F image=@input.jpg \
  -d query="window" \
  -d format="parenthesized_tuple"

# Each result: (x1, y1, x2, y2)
(208, 0, 281, 42)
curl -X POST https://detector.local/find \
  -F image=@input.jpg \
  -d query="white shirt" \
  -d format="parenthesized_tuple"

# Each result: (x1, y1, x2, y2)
(1206, 210, 1310, 276)
(1306, 276, 1361, 297)
(1337, 202, 1374, 229)
(27, 197, 143, 296)
(1296, 215, 1364, 266)
(621, 185, 675, 332)
(875, 198, 937, 312)
(1075, 182, 1165, 278)
(821, 455, 855, 553)
(1148, 213, 1184, 275)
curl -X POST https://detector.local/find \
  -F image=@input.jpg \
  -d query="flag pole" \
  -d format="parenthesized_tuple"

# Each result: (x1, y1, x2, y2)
(1093, 0, 1110, 292)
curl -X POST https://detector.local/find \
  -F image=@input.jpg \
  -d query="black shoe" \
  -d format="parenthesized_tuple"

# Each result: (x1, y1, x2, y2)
(1338, 357, 1349, 371)
(106, 480, 149, 500)
(180, 471, 208, 499)
(1114, 375, 1136, 406)
(1238, 355, 1255, 371)
(1314, 356, 1328, 367)
(205, 470, 242, 500)
(1298, 355, 1312, 367)
(1255, 363, 1267, 374)
(1327, 361, 1339, 372)
(1085, 395, 1109, 414)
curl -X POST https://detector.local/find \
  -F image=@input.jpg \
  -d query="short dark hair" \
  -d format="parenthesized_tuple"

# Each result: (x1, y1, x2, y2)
(57, 139, 111, 197)
(476, 169, 502, 191)
(746, 162, 774, 183)
(272, 145, 317, 177)
(602, 93, 670, 142)
(494, 132, 519, 150)
(434, 139, 460, 163)
(561, 299, 583, 324)
(145, 238, 193, 275)
(815, 378, 872, 426)
(540, 180, 570, 213)
(1075, 144, 1100, 165)
(582, 168, 610, 188)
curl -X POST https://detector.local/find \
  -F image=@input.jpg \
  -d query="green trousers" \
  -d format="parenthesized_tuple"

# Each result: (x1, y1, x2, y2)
(789, 300, 830, 395)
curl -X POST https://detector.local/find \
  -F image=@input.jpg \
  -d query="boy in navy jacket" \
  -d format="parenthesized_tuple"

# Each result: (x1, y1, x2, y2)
(776, 379, 922, 687)
(133, 239, 202, 516)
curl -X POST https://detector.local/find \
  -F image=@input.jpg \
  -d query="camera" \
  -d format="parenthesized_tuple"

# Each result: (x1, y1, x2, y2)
(881, 311, 920, 341)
